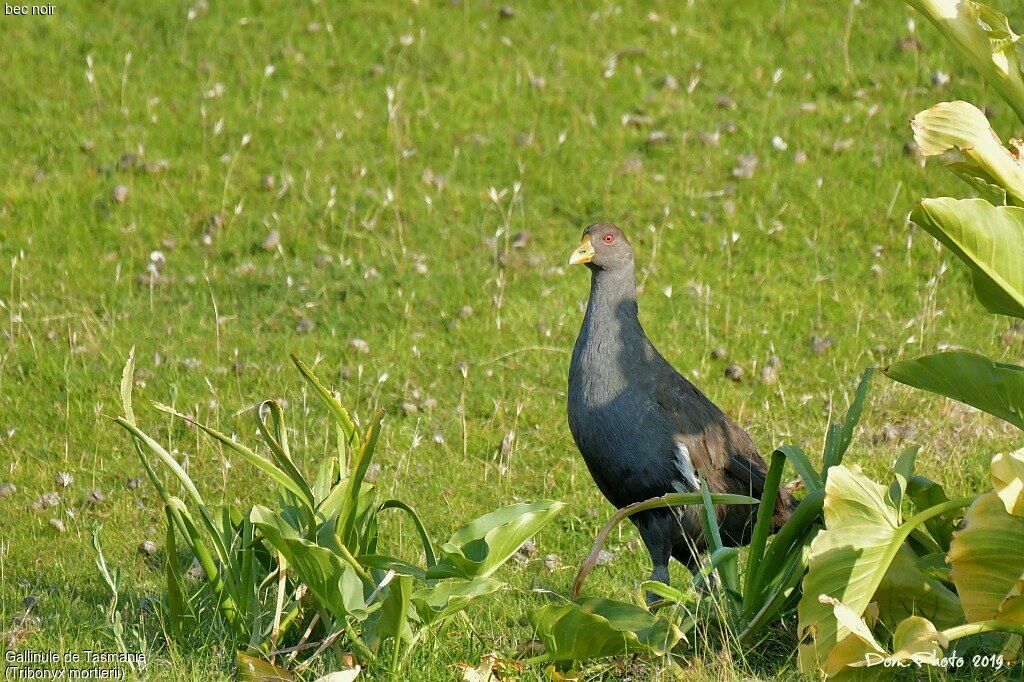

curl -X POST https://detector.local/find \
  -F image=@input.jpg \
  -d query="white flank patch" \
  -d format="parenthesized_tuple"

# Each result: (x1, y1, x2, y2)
(675, 442, 700, 490)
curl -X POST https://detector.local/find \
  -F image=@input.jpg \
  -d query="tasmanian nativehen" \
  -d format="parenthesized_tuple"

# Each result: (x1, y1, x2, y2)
(566, 223, 791, 592)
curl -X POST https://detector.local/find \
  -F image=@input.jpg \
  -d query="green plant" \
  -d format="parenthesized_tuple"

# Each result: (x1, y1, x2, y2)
(115, 348, 274, 650)
(793, 6, 1024, 673)
(795, 451, 1024, 677)
(113, 349, 564, 676)
(528, 370, 874, 666)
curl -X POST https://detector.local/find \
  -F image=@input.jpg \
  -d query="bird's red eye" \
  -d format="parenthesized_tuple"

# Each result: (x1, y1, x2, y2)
(603, 234, 615, 244)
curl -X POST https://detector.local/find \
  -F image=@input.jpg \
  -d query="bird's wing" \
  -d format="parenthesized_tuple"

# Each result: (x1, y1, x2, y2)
(648, 351, 768, 496)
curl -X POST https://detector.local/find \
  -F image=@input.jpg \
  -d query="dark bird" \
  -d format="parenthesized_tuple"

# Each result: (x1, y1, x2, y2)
(566, 223, 792, 591)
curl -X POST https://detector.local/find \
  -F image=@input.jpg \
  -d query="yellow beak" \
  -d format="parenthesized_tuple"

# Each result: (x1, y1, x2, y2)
(567, 235, 595, 266)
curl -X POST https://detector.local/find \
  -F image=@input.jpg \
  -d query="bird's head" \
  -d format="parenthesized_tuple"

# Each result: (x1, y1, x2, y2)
(566, 223, 633, 272)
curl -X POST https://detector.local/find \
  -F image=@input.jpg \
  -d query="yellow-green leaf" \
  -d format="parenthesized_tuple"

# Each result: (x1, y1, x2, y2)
(819, 596, 885, 678)
(992, 449, 1024, 515)
(911, 101, 1024, 205)
(906, 1, 1024, 125)
(891, 616, 948, 664)
(948, 492, 1024, 623)
(911, 198, 1024, 318)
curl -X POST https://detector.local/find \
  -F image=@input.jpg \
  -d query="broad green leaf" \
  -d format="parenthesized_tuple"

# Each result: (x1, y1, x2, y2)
(236, 651, 294, 681)
(948, 492, 1024, 624)
(992, 448, 1024, 515)
(887, 447, 957, 550)
(910, 198, 1024, 318)
(530, 598, 683, 662)
(428, 500, 565, 580)
(374, 574, 413, 648)
(911, 101, 1024, 206)
(872, 546, 963, 628)
(906, 1, 1024, 125)
(410, 578, 504, 625)
(947, 161, 1009, 206)
(358, 554, 428, 582)
(917, 553, 953, 585)
(884, 351, 1024, 429)
(906, 475, 956, 550)
(250, 505, 368, 622)
(797, 465, 970, 675)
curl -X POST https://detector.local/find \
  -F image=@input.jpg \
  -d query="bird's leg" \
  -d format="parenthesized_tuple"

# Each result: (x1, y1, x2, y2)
(670, 522, 718, 596)
(632, 512, 672, 605)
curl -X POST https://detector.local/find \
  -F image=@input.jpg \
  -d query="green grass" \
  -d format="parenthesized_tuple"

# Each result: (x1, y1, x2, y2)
(3, 0, 1024, 679)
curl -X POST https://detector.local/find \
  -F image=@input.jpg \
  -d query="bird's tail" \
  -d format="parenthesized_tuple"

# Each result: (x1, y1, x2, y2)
(769, 479, 801, 531)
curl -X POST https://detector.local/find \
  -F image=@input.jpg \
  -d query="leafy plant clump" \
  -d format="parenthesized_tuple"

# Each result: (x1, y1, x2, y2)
(113, 348, 564, 678)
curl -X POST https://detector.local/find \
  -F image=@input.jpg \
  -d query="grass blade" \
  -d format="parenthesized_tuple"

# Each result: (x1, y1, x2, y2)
(151, 402, 315, 518)
(742, 448, 786, 610)
(821, 367, 873, 474)
(112, 417, 205, 508)
(253, 401, 315, 511)
(379, 499, 436, 569)
(698, 480, 725, 552)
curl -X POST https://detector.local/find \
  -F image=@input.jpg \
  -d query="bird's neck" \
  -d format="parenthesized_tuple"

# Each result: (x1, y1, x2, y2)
(570, 265, 649, 404)
(581, 267, 646, 349)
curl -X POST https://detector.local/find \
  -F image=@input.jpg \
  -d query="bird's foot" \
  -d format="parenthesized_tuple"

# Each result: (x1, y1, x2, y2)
(645, 567, 671, 607)
(690, 567, 719, 597)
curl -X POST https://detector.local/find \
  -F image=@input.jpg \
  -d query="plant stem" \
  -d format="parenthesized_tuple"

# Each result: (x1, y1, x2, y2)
(943, 620, 1024, 641)
(572, 492, 757, 597)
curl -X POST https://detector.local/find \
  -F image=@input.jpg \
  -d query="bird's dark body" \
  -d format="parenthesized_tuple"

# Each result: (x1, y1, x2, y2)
(566, 223, 791, 586)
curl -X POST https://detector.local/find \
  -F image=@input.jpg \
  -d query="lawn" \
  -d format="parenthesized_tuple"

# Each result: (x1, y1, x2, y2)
(2, 0, 1022, 679)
